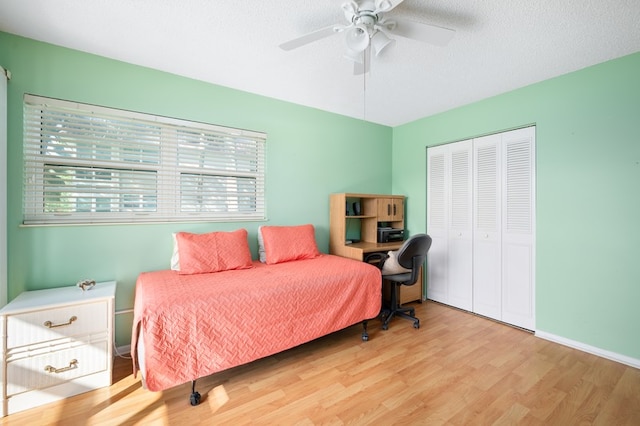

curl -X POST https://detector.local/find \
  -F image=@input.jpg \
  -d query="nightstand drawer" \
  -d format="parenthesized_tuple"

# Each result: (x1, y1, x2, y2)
(6, 301, 108, 348)
(6, 339, 109, 397)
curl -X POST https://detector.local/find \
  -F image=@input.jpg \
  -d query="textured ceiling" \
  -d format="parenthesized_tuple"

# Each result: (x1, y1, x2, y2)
(1, 0, 639, 126)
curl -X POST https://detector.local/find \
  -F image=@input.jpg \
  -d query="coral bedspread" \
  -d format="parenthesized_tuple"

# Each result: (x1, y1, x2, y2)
(131, 254, 381, 391)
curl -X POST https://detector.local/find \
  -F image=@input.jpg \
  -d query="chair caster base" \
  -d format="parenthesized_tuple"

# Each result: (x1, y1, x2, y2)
(380, 306, 420, 331)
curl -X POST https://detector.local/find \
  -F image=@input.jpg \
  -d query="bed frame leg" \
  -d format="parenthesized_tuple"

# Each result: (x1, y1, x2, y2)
(190, 380, 201, 406)
(361, 320, 369, 341)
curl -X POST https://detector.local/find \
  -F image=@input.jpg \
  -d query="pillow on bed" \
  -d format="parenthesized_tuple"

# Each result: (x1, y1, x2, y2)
(175, 229, 253, 275)
(259, 224, 320, 264)
(381, 250, 412, 276)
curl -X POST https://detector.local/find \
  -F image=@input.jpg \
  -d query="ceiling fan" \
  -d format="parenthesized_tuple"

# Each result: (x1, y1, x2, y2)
(279, 0, 455, 74)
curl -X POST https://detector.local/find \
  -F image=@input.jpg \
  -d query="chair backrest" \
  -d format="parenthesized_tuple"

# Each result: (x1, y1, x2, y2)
(396, 234, 433, 284)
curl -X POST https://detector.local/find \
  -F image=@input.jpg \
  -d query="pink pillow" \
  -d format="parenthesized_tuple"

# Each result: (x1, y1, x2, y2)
(175, 229, 253, 275)
(260, 224, 321, 264)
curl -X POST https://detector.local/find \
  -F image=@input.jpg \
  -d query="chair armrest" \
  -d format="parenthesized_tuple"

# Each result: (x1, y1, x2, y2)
(364, 252, 389, 270)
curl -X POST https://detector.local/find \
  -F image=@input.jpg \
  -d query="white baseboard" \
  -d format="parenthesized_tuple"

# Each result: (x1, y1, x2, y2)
(114, 344, 131, 357)
(535, 330, 640, 369)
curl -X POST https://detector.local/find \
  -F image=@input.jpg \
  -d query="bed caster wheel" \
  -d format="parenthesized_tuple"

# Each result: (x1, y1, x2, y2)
(413, 321, 420, 329)
(190, 391, 201, 406)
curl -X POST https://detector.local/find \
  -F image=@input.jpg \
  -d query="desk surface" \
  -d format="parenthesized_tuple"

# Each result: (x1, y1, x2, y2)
(346, 241, 403, 253)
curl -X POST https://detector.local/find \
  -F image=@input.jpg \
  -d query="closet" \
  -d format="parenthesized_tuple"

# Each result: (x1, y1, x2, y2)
(426, 126, 536, 330)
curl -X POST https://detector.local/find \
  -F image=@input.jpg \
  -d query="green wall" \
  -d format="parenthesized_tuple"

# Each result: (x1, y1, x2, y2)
(2, 31, 640, 363)
(0, 32, 393, 346)
(393, 51, 640, 360)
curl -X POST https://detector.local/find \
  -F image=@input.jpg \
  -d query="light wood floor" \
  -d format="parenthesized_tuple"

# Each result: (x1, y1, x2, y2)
(2, 301, 639, 425)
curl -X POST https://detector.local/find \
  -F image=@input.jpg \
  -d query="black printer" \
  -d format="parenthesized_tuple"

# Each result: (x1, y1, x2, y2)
(377, 227, 405, 243)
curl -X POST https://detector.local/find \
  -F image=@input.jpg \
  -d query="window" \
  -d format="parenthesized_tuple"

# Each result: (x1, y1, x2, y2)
(23, 95, 266, 225)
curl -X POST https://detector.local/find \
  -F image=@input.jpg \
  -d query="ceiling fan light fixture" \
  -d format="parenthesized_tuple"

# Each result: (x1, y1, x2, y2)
(345, 25, 370, 52)
(371, 30, 395, 56)
(279, 0, 455, 75)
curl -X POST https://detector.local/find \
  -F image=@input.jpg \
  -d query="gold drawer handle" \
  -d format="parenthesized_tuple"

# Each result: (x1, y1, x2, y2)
(44, 359, 78, 374)
(43, 316, 77, 328)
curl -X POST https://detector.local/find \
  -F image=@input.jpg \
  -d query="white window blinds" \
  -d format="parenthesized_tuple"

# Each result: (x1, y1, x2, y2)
(23, 95, 266, 225)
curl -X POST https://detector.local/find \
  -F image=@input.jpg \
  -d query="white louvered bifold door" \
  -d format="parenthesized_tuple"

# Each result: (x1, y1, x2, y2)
(501, 127, 536, 330)
(426, 144, 449, 304)
(473, 133, 503, 320)
(447, 140, 473, 311)
(427, 126, 536, 330)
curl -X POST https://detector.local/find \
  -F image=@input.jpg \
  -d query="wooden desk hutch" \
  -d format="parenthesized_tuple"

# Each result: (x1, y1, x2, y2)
(329, 193, 422, 304)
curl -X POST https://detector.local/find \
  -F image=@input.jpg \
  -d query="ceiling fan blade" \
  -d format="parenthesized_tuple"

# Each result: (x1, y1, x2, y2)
(279, 24, 344, 51)
(342, 0, 359, 21)
(354, 47, 371, 75)
(374, 0, 405, 13)
(391, 17, 455, 46)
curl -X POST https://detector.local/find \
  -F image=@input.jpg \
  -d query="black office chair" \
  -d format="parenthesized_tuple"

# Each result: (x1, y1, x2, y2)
(372, 234, 432, 330)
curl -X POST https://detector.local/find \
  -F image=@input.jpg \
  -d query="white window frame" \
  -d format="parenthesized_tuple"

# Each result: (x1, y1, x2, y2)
(23, 94, 266, 225)
(1, 66, 8, 306)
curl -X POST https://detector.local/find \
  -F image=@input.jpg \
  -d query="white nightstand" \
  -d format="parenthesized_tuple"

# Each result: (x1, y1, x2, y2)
(0, 281, 116, 416)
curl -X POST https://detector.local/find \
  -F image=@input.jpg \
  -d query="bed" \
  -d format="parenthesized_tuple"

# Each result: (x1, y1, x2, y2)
(131, 225, 381, 403)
